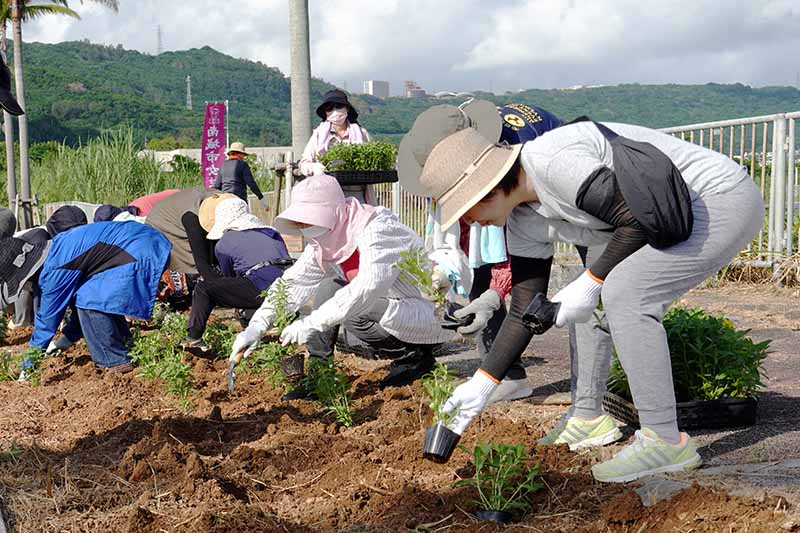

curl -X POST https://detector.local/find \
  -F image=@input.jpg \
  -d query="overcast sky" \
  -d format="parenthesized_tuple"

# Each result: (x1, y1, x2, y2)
(22, 0, 800, 96)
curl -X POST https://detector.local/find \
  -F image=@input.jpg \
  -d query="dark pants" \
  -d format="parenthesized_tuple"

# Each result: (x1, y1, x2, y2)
(187, 276, 264, 339)
(471, 264, 524, 380)
(63, 306, 131, 368)
(306, 278, 408, 360)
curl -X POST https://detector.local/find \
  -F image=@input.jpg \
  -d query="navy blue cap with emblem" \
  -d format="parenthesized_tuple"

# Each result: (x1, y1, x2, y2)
(498, 103, 564, 145)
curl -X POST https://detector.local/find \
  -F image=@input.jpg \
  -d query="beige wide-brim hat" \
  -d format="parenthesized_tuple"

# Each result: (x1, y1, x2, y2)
(397, 99, 502, 196)
(419, 128, 522, 230)
(198, 193, 239, 232)
(227, 141, 249, 155)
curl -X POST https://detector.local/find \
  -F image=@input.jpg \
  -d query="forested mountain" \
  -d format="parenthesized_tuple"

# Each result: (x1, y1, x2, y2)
(10, 40, 800, 147)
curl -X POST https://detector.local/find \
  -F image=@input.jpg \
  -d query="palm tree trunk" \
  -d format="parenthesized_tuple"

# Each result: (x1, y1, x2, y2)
(0, 21, 16, 209)
(11, 0, 30, 228)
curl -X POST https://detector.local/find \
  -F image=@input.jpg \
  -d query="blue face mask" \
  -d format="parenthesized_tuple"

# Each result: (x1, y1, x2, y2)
(300, 226, 328, 240)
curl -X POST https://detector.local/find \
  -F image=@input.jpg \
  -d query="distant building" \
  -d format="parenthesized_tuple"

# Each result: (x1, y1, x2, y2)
(404, 80, 426, 98)
(363, 80, 389, 98)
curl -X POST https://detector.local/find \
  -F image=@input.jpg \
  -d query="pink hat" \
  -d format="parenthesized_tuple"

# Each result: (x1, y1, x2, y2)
(274, 175, 345, 235)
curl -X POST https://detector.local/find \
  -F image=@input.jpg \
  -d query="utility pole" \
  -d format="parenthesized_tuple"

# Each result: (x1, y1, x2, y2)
(288, 0, 312, 161)
(11, 0, 31, 228)
(186, 75, 192, 110)
(157, 24, 163, 55)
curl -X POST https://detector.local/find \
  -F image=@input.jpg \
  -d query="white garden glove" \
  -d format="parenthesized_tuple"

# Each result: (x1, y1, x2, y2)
(551, 270, 603, 328)
(230, 325, 265, 362)
(454, 290, 501, 336)
(259, 196, 270, 210)
(441, 370, 499, 435)
(280, 319, 318, 346)
(46, 335, 74, 355)
(306, 162, 327, 176)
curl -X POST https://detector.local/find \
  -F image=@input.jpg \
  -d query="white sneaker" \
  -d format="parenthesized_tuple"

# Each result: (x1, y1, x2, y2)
(488, 377, 532, 404)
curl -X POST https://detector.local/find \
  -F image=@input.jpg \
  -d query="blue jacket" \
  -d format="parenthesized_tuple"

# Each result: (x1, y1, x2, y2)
(31, 222, 171, 348)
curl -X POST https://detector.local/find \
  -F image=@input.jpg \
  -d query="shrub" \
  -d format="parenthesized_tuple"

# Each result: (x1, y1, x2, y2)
(319, 141, 397, 171)
(421, 363, 459, 425)
(608, 307, 770, 401)
(456, 441, 543, 513)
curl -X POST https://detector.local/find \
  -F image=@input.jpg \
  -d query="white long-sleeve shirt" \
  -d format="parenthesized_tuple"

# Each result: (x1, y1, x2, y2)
(250, 208, 452, 345)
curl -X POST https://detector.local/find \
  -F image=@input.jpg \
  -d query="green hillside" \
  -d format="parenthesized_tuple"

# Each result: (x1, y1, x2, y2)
(8, 40, 800, 148)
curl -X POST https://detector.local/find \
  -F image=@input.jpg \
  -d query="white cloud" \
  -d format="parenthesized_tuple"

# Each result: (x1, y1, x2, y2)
(18, 0, 800, 93)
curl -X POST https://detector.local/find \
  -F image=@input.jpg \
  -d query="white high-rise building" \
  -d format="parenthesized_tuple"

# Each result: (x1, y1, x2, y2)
(363, 80, 390, 98)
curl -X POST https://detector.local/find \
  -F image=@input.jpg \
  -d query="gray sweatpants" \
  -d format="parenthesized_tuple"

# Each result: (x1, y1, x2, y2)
(569, 178, 764, 430)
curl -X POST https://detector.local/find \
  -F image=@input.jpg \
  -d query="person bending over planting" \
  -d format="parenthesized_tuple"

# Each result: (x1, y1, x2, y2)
(419, 119, 763, 483)
(180, 197, 291, 356)
(230, 175, 451, 395)
(1, 221, 171, 376)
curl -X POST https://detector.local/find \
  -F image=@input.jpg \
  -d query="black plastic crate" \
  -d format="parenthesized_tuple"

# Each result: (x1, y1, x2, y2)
(329, 169, 398, 185)
(603, 392, 758, 431)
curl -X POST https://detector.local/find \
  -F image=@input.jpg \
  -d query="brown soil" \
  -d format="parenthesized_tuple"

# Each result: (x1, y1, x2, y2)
(0, 322, 794, 532)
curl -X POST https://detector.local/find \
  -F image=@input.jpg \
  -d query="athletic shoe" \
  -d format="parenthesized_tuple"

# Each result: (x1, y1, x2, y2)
(591, 428, 702, 483)
(539, 414, 623, 451)
(179, 336, 214, 358)
(488, 377, 532, 404)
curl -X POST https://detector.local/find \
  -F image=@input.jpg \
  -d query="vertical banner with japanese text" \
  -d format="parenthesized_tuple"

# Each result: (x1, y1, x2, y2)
(201, 103, 227, 187)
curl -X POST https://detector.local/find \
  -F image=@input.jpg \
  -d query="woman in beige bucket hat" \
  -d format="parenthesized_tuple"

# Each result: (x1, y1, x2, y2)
(420, 121, 764, 484)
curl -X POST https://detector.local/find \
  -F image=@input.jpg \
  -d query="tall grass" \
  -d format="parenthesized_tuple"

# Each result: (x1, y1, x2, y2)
(30, 128, 201, 206)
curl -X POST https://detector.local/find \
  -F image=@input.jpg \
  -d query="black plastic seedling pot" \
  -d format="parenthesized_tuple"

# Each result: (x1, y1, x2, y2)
(423, 423, 460, 463)
(474, 510, 512, 524)
(281, 352, 306, 380)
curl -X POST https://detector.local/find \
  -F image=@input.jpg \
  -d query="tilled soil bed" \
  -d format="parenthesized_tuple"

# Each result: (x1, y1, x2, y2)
(0, 326, 794, 532)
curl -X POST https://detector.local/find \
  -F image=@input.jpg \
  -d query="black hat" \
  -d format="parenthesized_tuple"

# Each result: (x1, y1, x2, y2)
(0, 56, 23, 116)
(315, 89, 358, 123)
(0, 206, 16, 238)
(46, 205, 87, 237)
(0, 237, 50, 310)
(93, 204, 138, 222)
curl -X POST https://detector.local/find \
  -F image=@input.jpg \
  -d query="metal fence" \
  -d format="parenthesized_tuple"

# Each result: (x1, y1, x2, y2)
(661, 111, 800, 261)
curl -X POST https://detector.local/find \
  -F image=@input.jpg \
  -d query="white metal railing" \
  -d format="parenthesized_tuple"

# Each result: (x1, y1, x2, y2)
(662, 111, 800, 260)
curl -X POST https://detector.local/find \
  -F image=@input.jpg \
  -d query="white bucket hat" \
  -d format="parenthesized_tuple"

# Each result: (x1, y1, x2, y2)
(207, 197, 268, 240)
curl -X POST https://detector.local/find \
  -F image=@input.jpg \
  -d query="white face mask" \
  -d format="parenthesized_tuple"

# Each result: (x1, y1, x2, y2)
(300, 226, 329, 240)
(326, 108, 348, 126)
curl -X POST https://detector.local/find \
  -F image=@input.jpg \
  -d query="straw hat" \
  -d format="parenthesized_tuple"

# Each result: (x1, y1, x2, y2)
(419, 128, 522, 230)
(397, 100, 502, 196)
(227, 142, 249, 155)
(198, 193, 239, 232)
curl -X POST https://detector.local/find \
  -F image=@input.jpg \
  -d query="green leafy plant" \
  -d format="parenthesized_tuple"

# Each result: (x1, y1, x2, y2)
(0, 351, 18, 382)
(319, 141, 397, 172)
(241, 342, 291, 389)
(0, 440, 23, 464)
(608, 307, 770, 401)
(148, 301, 172, 328)
(0, 313, 7, 345)
(421, 363, 459, 425)
(396, 246, 446, 307)
(305, 358, 353, 427)
(202, 321, 238, 360)
(130, 312, 196, 409)
(20, 347, 45, 386)
(456, 441, 543, 513)
(266, 278, 296, 335)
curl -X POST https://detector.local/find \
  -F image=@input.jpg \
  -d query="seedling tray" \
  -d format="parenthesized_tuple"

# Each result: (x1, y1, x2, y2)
(603, 392, 758, 430)
(328, 169, 398, 185)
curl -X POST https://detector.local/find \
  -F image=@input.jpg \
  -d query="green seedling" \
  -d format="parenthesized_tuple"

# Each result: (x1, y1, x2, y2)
(264, 278, 296, 335)
(305, 358, 353, 428)
(421, 363, 459, 426)
(318, 141, 397, 172)
(608, 306, 770, 402)
(203, 321, 238, 359)
(0, 351, 17, 382)
(0, 313, 7, 345)
(396, 246, 446, 307)
(0, 440, 23, 463)
(148, 301, 171, 328)
(242, 342, 292, 390)
(20, 347, 44, 386)
(456, 441, 543, 514)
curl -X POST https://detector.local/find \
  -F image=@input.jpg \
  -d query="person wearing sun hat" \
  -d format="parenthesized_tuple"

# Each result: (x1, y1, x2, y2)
(213, 142, 269, 209)
(230, 175, 452, 393)
(179, 197, 290, 357)
(421, 119, 763, 483)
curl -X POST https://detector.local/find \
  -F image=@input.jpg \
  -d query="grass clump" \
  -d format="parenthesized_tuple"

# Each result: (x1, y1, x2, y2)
(456, 441, 543, 514)
(608, 307, 770, 401)
(305, 358, 353, 428)
(319, 141, 397, 172)
(130, 311, 195, 409)
(421, 363, 459, 426)
(396, 246, 446, 307)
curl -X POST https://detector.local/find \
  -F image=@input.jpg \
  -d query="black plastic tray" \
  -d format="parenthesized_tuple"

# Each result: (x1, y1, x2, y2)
(328, 170, 398, 185)
(603, 392, 758, 430)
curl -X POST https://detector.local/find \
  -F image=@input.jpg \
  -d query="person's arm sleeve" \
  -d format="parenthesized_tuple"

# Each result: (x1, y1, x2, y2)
(575, 166, 648, 280)
(298, 134, 320, 176)
(241, 163, 263, 200)
(305, 222, 398, 331)
(213, 169, 222, 190)
(215, 241, 236, 277)
(30, 268, 81, 348)
(479, 255, 552, 380)
(488, 260, 512, 301)
(181, 212, 216, 279)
